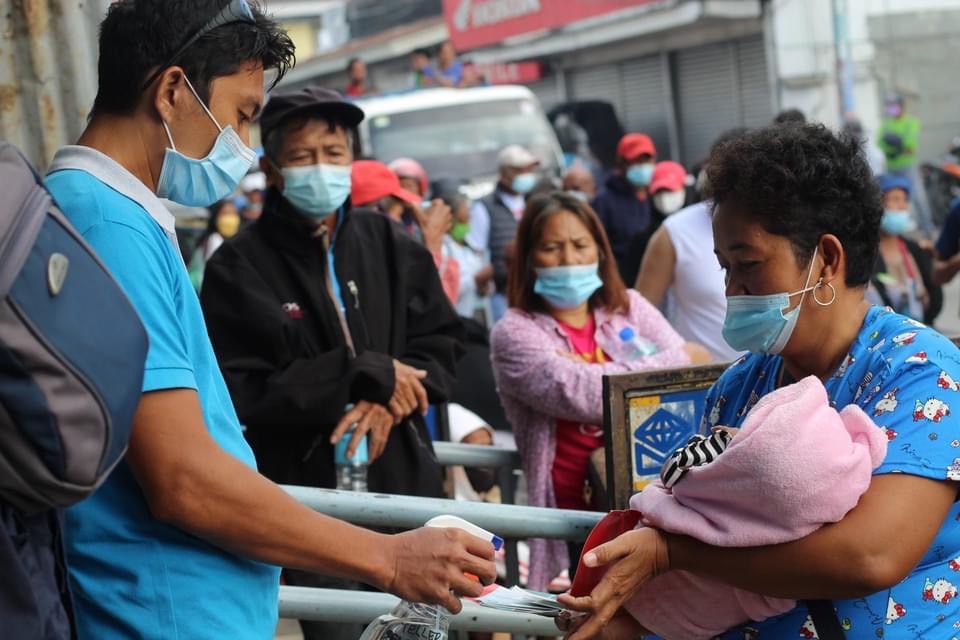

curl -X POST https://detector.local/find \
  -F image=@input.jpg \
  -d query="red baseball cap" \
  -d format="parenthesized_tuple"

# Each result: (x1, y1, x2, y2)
(649, 160, 688, 194)
(617, 133, 656, 162)
(351, 160, 421, 207)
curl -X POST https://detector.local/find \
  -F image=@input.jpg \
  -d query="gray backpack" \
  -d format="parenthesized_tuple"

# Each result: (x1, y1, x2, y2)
(0, 142, 148, 514)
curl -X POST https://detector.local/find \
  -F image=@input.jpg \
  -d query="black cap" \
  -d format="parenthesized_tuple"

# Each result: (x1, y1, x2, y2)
(259, 86, 365, 143)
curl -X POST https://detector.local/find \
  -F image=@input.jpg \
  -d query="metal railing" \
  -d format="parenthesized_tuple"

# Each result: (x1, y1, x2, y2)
(281, 485, 600, 541)
(279, 480, 603, 633)
(277, 441, 599, 633)
(279, 586, 560, 635)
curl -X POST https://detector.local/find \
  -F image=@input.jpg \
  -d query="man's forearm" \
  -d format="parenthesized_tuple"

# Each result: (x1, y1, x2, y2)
(154, 449, 392, 588)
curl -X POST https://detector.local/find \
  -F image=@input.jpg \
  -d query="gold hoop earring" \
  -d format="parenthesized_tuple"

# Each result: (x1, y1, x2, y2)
(813, 280, 837, 307)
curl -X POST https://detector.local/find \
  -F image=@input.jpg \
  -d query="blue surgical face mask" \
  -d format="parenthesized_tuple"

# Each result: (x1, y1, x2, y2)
(625, 163, 655, 187)
(534, 263, 603, 310)
(280, 163, 352, 219)
(156, 76, 256, 207)
(567, 190, 589, 202)
(512, 172, 537, 194)
(722, 247, 821, 354)
(881, 209, 916, 236)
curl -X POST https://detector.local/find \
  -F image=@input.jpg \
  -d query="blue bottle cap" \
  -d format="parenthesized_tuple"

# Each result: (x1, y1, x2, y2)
(619, 327, 636, 341)
(334, 427, 368, 465)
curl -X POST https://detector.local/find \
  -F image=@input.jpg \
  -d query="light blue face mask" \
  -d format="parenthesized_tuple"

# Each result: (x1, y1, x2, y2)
(534, 263, 603, 310)
(721, 247, 822, 354)
(625, 163, 655, 187)
(280, 163, 352, 219)
(156, 76, 256, 207)
(881, 209, 916, 236)
(567, 190, 589, 202)
(512, 172, 537, 195)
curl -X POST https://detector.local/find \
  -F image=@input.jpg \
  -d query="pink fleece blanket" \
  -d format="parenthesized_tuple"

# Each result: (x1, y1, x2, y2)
(625, 375, 887, 640)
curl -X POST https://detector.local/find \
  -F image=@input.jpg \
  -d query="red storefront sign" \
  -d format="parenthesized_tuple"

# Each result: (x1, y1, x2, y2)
(443, 0, 659, 51)
(470, 61, 543, 84)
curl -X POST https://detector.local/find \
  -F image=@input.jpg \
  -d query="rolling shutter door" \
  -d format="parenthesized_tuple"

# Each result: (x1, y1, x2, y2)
(569, 64, 625, 125)
(675, 35, 772, 164)
(736, 35, 773, 127)
(676, 41, 740, 165)
(619, 53, 670, 158)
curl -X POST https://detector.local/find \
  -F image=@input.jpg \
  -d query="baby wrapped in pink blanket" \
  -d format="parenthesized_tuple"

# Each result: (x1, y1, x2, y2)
(625, 375, 888, 639)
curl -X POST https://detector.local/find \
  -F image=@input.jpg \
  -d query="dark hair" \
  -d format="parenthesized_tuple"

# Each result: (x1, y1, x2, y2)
(93, 0, 295, 115)
(347, 57, 363, 73)
(262, 113, 356, 162)
(411, 48, 431, 58)
(773, 108, 807, 125)
(508, 191, 629, 314)
(704, 123, 881, 286)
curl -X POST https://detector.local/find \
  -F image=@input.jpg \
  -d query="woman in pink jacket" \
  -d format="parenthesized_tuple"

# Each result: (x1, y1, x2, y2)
(490, 192, 707, 591)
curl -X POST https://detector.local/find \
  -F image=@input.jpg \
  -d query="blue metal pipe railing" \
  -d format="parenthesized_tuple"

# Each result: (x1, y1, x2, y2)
(282, 485, 601, 541)
(278, 586, 560, 634)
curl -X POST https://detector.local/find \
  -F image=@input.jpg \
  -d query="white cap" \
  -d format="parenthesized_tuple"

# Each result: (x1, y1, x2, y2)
(240, 171, 266, 193)
(497, 145, 539, 169)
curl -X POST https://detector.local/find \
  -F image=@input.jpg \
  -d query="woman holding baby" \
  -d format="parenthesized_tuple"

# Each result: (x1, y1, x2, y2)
(559, 124, 960, 639)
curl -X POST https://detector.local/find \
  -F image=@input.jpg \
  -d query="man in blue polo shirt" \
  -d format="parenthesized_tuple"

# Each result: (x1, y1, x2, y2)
(44, 2, 495, 638)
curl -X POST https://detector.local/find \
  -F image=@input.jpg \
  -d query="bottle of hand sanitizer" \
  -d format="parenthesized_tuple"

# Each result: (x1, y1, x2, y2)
(359, 516, 503, 640)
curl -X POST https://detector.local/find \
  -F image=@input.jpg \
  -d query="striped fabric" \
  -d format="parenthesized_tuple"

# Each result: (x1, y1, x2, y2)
(660, 430, 733, 489)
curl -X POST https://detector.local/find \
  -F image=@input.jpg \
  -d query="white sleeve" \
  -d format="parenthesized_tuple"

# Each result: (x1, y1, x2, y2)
(447, 403, 493, 442)
(465, 201, 490, 253)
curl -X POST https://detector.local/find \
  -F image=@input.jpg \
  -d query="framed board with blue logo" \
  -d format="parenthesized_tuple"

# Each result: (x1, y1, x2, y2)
(602, 363, 730, 510)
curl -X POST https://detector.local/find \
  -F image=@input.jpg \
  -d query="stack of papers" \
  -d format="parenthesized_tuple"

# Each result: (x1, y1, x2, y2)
(467, 585, 575, 618)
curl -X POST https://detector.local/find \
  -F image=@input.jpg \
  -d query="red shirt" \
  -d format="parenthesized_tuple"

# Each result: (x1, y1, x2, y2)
(552, 315, 607, 510)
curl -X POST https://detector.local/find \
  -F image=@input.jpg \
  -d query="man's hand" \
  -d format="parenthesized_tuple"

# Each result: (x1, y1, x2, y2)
(474, 264, 494, 291)
(330, 400, 395, 462)
(389, 360, 430, 423)
(556, 527, 669, 640)
(417, 199, 453, 254)
(377, 527, 497, 613)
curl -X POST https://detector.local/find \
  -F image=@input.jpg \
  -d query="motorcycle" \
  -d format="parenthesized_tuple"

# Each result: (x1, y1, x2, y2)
(922, 136, 960, 227)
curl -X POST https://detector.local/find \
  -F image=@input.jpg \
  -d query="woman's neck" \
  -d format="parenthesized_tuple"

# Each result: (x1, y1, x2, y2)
(879, 233, 899, 248)
(781, 294, 872, 382)
(551, 303, 591, 328)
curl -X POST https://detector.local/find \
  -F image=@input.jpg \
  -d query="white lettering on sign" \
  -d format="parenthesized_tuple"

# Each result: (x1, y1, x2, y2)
(453, 0, 542, 31)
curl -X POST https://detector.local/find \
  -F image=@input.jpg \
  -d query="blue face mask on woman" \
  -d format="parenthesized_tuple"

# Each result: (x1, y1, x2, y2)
(625, 163, 655, 187)
(280, 163, 352, 219)
(534, 263, 603, 310)
(881, 209, 916, 236)
(156, 76, 256, 207)
(722, 247, 825, 354)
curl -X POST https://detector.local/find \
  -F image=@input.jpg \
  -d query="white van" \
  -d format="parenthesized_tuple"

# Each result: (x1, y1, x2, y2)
(353, 85, 564, 199)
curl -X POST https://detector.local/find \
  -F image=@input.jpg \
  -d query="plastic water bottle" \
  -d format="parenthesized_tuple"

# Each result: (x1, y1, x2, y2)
(616, 326, 658, 359)
(359, 516, 504, 640)
(334, 407, 368, 492)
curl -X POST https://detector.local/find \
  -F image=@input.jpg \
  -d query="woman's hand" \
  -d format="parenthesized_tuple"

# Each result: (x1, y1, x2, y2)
(557, 608, 648, 640)
(556, 527, 670, 640)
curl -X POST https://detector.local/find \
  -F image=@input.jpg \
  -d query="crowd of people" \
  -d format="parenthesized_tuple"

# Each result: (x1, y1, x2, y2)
(344, 40, 488, 97)
(7, 1, 960, 640)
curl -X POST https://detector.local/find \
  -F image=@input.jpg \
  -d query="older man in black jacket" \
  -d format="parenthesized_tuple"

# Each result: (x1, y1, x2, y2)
(202, 86, 462, 496)
(200, 88, 463, 638)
